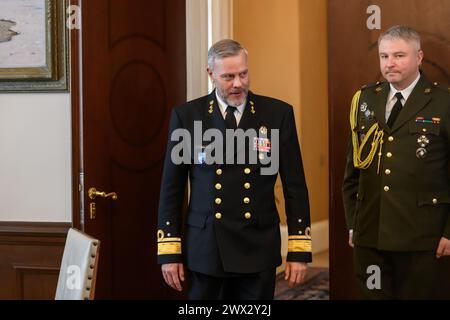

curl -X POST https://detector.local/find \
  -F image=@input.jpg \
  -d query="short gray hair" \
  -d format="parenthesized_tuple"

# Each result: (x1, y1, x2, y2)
(378, 25, 421, 50)
(207, 39, 247, 70)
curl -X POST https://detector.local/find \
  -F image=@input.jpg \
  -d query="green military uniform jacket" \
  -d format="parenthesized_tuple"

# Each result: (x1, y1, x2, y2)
(343, 75, 450, 251)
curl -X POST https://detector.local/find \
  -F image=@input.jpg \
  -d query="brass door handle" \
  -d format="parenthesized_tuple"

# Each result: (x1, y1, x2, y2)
(88, 187, 118, 200)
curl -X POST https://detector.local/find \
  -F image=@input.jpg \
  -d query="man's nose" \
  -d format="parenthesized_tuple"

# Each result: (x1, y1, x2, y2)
(387, 56, 396, 67)
(233, 76, 242, 87)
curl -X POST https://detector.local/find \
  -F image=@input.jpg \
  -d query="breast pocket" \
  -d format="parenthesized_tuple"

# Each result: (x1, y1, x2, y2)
(409, 121, 441, 159)
(409, 121, 440, 136)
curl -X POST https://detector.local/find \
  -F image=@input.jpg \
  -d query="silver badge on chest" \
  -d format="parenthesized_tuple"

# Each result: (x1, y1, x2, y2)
(416, 135, 430, 159)
(416, 148, 427, 159)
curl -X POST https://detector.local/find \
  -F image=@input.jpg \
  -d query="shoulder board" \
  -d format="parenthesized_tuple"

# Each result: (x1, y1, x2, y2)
(431, 82, 450, 93)
(361, 81, 384, 91)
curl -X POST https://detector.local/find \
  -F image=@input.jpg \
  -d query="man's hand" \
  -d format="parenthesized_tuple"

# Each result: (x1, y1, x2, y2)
(436, 237, 450, 258)
(349, 229, 354, 248)
(284, 262, 307, 288)
(162, 263, 185, 291)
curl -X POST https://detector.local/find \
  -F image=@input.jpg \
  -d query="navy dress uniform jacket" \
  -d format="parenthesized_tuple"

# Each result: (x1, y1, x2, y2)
(157, 90, 312, 276)
(343, 75, 450, 251)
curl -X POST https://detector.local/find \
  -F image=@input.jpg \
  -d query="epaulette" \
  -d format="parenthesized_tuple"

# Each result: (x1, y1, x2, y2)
(360, 81, 385, 93)
(431, 82, 450, 94)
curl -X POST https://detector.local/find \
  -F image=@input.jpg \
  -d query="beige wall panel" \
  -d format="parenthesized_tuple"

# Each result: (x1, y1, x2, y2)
(233, 0, 329, 223)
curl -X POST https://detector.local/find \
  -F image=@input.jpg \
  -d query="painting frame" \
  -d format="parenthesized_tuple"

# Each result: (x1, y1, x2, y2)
(0, 0, 69, 92)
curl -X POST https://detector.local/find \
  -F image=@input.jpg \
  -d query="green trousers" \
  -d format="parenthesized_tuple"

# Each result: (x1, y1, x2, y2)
(353, 245, 449, 299)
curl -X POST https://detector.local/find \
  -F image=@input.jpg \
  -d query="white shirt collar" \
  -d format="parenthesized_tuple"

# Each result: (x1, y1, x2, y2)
(388, 73, 421, 102)
(215, 90, 246, 116)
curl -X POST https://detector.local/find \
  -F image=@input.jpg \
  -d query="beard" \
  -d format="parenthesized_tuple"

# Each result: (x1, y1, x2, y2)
(216, 86, 249, 107)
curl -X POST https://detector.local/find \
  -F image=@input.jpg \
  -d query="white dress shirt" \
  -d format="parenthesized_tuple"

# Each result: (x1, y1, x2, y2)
(215, 91, 246, 126)
(385, 73, 421, 121)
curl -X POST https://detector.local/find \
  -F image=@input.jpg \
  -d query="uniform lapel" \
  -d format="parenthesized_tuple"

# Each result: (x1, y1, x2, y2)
(237, 91, 261, 131)
(374, 82, 390, 132)
(390, 75, 431, 133)
(203, 89, 226, 137)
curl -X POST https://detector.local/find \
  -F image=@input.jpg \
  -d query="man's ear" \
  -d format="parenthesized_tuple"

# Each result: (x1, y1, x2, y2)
(417, 49, 424, 66)
(207, 67, 214, 83)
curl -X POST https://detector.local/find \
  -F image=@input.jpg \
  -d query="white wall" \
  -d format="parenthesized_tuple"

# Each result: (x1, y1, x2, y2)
(0, 93, 72, 222)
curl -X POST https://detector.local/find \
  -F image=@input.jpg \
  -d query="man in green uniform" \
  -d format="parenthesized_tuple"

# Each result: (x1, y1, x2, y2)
(343, 25, 450, 299)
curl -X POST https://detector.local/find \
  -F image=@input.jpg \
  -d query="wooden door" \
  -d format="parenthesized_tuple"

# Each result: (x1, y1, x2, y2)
(328, 0, 450, 299)
(75, 0, 186, 299)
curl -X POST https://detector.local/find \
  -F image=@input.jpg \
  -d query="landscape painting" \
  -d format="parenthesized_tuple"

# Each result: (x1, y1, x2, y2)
(0, 0, 69, 92)
(0, 0, 46, 69)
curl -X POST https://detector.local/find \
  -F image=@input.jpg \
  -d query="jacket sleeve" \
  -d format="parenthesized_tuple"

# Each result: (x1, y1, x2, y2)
(279, 106, 312, 263)
(342, 131, 360, 230)
(157, 108, 189, 264)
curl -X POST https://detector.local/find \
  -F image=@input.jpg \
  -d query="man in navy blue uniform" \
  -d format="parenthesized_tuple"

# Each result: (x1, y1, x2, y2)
(157, 39, 311, 299)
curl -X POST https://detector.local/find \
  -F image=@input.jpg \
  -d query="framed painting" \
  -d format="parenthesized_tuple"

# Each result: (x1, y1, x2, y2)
(0, 0, 69, 92)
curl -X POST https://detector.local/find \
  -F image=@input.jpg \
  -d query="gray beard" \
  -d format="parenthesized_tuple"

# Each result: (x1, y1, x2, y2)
(216, 87, 248, 107)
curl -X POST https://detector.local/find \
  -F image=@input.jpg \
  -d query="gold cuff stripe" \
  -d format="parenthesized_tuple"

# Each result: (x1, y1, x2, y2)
(158, 237, 181, 243)
(158, 242, 182, 255)
(288, 240, 312, 253)
(288, 235, 312, 240)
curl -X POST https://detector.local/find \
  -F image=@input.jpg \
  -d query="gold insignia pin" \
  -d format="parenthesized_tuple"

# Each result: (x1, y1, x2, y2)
(209, 100, 214, 105)
(375, 87, 382, 93)
(208, 105, 213, 114)
(250, 102, 255, 114)
(424, 88, 431, 94)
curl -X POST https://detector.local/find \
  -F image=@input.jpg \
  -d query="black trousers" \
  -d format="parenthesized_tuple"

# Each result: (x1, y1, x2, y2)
(187, 268, 276, 300)
(353, 245, 446, 299)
